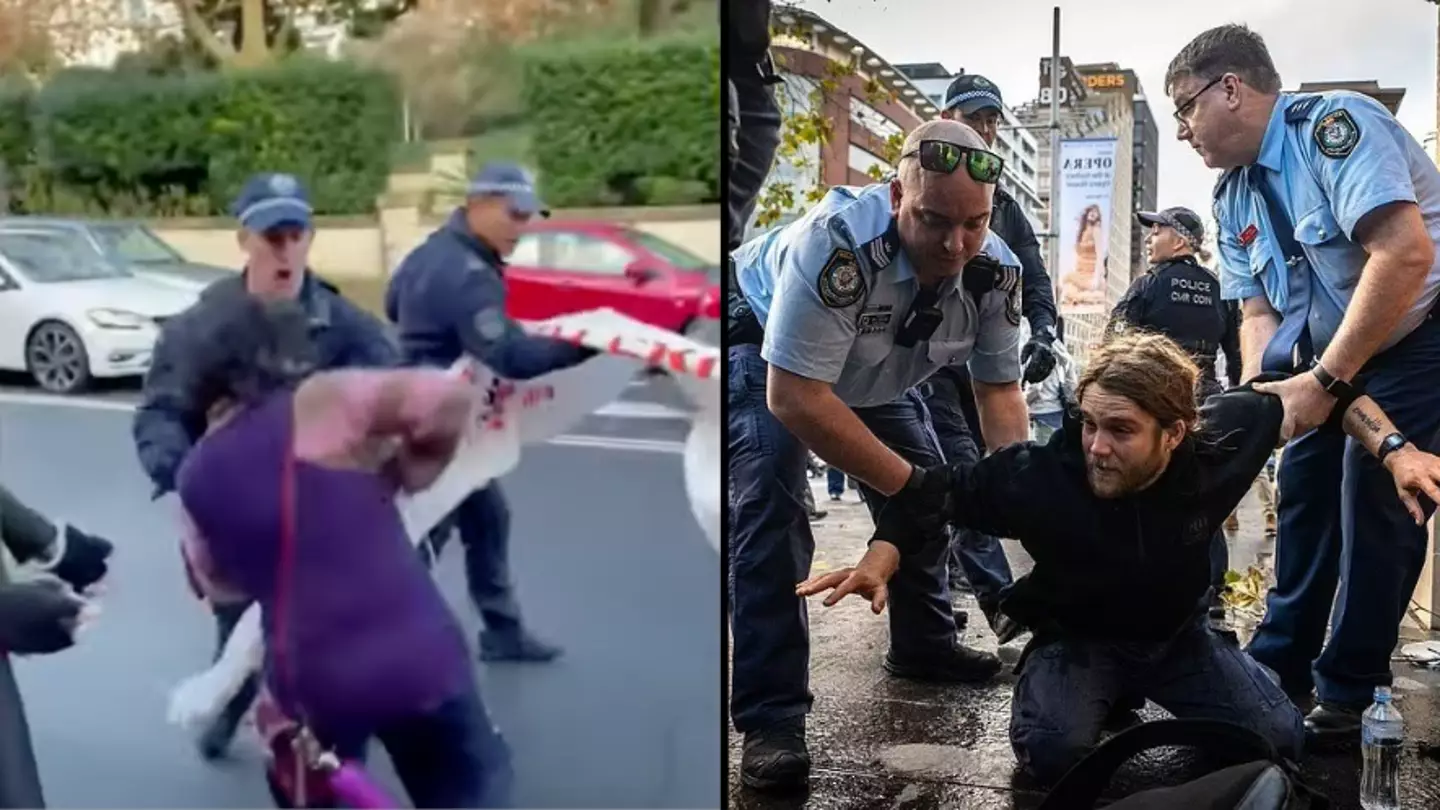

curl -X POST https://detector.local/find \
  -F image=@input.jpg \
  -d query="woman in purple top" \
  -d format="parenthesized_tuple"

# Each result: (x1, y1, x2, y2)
(175, 293, 511, 808)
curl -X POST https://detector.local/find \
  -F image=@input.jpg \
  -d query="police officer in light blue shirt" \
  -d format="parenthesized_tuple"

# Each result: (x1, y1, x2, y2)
(727, 119, 1032, 792)
(1167, 24, 1440, 740)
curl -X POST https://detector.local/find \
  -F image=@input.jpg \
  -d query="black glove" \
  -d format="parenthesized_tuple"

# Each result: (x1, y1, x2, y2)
(869, 463, 958, 556)
(1021, 332, 1058, 385)
(46, 526, 113, 592)
(0, 578, 83, 655)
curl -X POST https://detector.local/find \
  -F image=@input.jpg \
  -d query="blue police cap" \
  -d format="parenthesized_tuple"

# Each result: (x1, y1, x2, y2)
(943, 74, 1005, 116)
(466, 161, 549, 218)
(230, 173, 313, 232)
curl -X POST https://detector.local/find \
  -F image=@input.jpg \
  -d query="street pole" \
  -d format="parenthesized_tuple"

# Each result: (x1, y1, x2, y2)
(1048, 6, 1062, 307)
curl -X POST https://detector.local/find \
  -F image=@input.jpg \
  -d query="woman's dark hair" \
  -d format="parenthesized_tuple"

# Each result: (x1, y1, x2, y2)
(186, 292, 318, 416)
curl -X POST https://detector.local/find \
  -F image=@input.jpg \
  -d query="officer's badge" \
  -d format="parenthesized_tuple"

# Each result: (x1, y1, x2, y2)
(1314, 110, 1359, 159)
(1006, 282, 1022, 327)
(973, 77, 990, 89)
(269, 173, 299, 196)
(817, 248, 865, 308)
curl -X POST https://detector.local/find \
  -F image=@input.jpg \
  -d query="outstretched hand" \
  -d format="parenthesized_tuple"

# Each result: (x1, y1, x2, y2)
(795, 541, 901, 614)
(1384, 446, 1440, 525)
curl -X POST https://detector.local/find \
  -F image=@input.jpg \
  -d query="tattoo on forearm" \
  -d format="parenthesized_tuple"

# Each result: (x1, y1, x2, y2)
(1354, 409, 1383, 434)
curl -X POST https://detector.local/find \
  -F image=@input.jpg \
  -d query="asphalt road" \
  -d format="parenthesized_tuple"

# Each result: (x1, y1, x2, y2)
(0, 385, 720, 808)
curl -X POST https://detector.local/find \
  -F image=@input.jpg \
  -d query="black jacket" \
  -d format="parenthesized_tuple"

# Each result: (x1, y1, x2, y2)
(133, 272, 399, 498)
(991, 187, 1057, 335)
(1107, 255, 1241, 389)
(726, 0, 772, 75)
(887, 385, 1283, 642)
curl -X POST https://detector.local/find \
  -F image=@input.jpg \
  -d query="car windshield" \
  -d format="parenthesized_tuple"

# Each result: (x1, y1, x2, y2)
(0, 232, 131, 283)
(627, 229, 719, 282)
(89, 223, 185, 265)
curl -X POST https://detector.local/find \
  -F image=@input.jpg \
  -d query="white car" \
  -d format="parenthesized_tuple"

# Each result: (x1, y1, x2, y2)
(0, 229, 198, 394)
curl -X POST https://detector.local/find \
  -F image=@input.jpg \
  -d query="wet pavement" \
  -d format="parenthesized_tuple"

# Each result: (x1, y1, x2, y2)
(0, 398, 719, 808)
(727, 478, 1440, 809)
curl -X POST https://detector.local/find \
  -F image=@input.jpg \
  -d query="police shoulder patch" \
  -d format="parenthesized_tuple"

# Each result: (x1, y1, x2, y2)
(817, 248, 865, 308)
(1005, 282, 1022, 327)
(473, 307, 507, 341)
(1314, 109, 1360, 159)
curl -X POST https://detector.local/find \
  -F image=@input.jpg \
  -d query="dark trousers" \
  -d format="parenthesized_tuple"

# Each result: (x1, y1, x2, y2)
(726, 68, 781, 250)
(826, 467, 845, 498)
(423, 484, 523, 635)
(327, 682, 514, 808)
(728, 345, 959, 733)
(1248, 318, 1440, 707)
(916, 376, 1015, 614)
(212, 601, 262, 732)
(1011, 618, 1303, 784)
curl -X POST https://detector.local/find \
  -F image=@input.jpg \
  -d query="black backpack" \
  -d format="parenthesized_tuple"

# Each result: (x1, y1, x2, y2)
(1037, 719, 1330, 810)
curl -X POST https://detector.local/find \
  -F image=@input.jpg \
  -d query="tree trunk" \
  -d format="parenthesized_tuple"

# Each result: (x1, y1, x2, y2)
(637, 0, 663, 35)
(233, 0, 273, 67)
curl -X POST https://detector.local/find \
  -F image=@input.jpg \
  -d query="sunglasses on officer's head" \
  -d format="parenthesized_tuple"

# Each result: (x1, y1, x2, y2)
(900, 140, 1005, 184)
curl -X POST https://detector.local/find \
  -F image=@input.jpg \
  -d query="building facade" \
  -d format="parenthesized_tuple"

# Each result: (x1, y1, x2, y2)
(895, 62, 1045, 230)
(1015, 57, 1142, 360)
(748, 6, 938, 239)
(1073, 63, 1159, 291)
(1288, 80, 1405, 115)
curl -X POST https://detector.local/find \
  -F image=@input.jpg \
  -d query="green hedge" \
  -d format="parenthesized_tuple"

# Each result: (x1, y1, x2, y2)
(10, 58, 399, 217)
(0, 80, 34, 208)
(521, 33, 719, 208)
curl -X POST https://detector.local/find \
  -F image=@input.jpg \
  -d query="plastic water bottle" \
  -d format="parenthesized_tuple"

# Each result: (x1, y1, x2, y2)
(1360, 686, 1403, 810)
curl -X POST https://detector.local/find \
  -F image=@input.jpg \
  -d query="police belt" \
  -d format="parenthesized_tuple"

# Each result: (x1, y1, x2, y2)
(727, 292, 765, 346)
(727, 257, 765, 346)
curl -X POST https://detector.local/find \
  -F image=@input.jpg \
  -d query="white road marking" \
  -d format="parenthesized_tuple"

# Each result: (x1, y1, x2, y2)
(0, 390, 688, 455)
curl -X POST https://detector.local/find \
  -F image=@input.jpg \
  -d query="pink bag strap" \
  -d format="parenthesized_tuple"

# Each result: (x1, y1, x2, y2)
(271, 419, 305, 725)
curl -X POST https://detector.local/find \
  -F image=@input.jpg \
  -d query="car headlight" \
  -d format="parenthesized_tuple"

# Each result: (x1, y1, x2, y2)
(86, 308, 150, 330)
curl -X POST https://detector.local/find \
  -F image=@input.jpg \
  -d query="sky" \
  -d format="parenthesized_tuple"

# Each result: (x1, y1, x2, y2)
(792, 0, 1438, 232)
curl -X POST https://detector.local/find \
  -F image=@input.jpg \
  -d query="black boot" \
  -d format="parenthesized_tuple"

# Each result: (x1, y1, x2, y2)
(980, 604, 1026, 645)
(884, 643, 1002, 683)
(196, 691, 249, 760)
(740, 717, 810, 792)
(479, 629, 564, 663)
(1305, 701, 1364, 743)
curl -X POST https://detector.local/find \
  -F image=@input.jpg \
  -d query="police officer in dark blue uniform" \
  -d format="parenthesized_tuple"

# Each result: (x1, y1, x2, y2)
(932, 74, 1061, 630)
(727, 0, 781, 251)
(1108, 206, 1241, 627)
(133, 172, 401, 760)
(386, 161, 594, 666)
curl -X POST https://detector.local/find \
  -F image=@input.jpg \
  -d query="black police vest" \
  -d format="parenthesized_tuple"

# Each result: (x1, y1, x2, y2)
(1138, 257, 1228, 364)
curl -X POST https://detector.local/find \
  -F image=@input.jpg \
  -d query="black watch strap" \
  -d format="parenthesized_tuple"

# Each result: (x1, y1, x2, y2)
(1312, 363, 1355, 398)
(1378, 432, 1409, 464)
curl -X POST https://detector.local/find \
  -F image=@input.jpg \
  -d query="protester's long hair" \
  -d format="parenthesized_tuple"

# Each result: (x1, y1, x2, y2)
(185, 292, 318, 418)
(1076, 333, 1202, 440)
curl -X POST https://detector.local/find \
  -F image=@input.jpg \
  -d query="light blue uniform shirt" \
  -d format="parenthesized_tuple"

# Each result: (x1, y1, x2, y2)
(732, 183, 1023, 408)
(1213, 90, 1440, 355)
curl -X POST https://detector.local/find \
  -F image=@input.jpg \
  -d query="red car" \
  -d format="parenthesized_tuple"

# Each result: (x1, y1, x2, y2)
(505, 220, 720, 339)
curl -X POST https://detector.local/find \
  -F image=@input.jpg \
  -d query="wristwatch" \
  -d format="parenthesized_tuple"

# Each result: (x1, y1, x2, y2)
(1378, 432, 1410, 464)
(1311, 363, 1356, 399)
